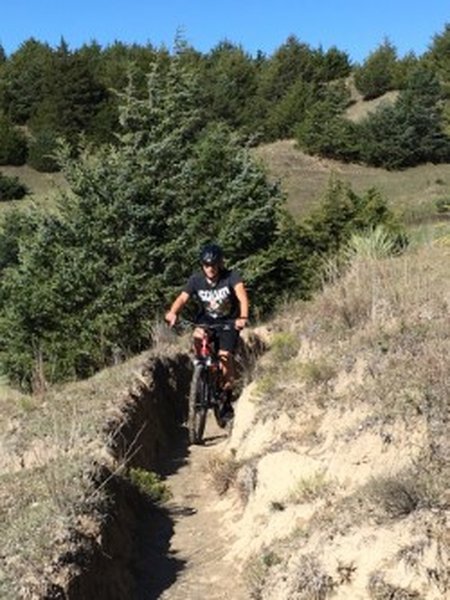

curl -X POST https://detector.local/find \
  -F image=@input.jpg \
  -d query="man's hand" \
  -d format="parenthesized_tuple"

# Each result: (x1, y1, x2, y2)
(235, 317, 248, 330)
(165, 311, 178, 327)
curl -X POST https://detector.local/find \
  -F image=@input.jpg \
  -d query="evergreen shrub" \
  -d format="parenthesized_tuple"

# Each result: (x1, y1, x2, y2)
(27, 129, 60, 172)
(0, 173, 28, 200)
(0, 114, 28, 165)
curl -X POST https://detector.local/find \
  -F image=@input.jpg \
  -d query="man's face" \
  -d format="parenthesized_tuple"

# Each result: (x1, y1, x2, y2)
(202, 262, 220, 280)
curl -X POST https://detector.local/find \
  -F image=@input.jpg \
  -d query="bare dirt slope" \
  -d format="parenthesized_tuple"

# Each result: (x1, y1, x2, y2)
(203, 242, 450, 600)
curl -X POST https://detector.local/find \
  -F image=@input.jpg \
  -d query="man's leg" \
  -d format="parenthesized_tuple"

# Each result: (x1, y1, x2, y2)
(192, 327, 206, 357)
(218, 350, 235, 390)
(218, 349, 235, 423)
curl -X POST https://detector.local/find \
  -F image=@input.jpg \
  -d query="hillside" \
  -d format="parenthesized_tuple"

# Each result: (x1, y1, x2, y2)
(1, 136, 449, 598)
(220, 239, 449, 599)
(0, 232, 448, 598)
(254, 140, 450, 224)
(3, 134, 450, 229)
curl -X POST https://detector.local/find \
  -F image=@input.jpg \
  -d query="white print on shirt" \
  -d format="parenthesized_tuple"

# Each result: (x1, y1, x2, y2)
(198, 286, 231, 316)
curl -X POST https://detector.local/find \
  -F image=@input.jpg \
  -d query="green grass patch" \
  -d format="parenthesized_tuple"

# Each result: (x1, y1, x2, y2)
(128, 468, 172, 503)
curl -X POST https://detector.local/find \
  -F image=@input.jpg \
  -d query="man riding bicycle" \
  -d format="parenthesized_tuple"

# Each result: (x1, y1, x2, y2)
(165, 243, 249, 422)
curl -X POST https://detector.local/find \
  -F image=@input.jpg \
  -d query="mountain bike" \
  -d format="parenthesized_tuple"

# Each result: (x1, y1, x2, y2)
(181, 319, 236, 445)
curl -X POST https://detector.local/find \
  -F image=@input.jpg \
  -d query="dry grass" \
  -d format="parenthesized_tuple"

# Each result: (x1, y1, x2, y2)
(207, 453, 241, 495)
(236, 237, 449, 599)
(368, 572, 422, 599)
(253, 139, 450, 223)
(289, 471, 334, 504)
(0, 165, 68, 215)
(1, 145, 449, 597)
(3, 137, 450, 230)
(0, 442, 104, 597)
(345, 90, 400, 123)
(258, 553, 335, 600)
(358, 467, 442, 522)
(0, 348, 163, 598)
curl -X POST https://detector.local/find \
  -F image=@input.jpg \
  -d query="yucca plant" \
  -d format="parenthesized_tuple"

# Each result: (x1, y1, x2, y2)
(346, 225, 398, 261)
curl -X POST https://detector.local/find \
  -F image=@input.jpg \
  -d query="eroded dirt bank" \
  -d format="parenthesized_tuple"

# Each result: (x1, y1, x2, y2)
(34, 335, 263, 599)
(38, 352, 194, 600)
(0, 347, 198, 600)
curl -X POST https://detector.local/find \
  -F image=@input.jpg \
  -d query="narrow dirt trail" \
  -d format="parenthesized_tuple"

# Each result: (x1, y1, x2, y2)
(143, 416, 248, 600)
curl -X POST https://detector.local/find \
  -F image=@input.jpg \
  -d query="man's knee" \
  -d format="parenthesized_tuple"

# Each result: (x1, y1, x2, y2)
(219, 350, 232, 363)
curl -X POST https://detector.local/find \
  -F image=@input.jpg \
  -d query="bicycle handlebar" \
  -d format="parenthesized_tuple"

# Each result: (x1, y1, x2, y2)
(176, 317, 237, 331)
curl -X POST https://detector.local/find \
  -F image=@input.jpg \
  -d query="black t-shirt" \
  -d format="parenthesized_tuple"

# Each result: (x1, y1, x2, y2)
(184, 269, 242, 320)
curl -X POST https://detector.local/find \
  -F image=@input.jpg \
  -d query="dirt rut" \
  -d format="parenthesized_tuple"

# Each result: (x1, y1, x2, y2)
(143, 417, 248, 600)
(36, 343, 263, 599)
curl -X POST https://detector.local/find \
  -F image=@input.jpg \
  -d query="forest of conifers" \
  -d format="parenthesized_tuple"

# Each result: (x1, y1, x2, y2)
(1, 24, 450, 172)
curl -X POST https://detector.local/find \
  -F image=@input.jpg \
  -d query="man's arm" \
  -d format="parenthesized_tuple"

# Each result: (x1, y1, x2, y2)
(165, 291, 190, 327)
(234, 281, 249, 330)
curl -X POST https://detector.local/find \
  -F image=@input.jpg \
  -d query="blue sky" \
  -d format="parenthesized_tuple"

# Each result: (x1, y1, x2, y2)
(1, 0, 448, 63)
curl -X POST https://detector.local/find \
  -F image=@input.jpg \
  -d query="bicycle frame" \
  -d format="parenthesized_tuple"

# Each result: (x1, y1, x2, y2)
(181, 320, 235, 444)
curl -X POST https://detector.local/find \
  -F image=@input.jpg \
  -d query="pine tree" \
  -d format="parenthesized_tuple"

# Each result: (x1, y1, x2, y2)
(199, 41, 258, 130)
(360, 67, 450, 168)
(1, 38, 53, 123)
(29, 39, 108, 141)
(0, 112, 28, 165)
(295, 81, 359, 162)
(354, 39, 398, 100)
(423, 23, 450, 96)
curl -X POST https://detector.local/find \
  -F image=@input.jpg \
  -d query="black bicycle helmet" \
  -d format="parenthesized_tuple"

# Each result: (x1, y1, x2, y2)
(199, 243, 223, 266)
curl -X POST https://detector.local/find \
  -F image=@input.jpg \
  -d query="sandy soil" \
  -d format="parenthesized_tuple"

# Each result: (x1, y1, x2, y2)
(145, 415, 248, 600)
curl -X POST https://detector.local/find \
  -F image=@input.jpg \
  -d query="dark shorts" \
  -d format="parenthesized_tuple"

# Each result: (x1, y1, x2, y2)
(196, 316, 240, 353)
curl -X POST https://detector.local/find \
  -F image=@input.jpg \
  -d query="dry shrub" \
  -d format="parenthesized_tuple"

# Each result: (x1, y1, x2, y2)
(359, 449, 449, 524)
(336, 560, 357, 585)
(244, 554, 270, 599)
(254, 370, 278, 397)
(289, 471, 334, 504)
(263, 553, 335, 600)
(368, 572, 422, 599)
(235, 331, 268, 385)
(395, 530, 449, 596)
(396, 540, 427, 569)
(297, 360, 336, 386)
(270, 331, 301, 361)
(207, 454, 241, 495)
(362, 476, 421, 521)
(235, 461, 258, 505)
(149, 318, 179, 350)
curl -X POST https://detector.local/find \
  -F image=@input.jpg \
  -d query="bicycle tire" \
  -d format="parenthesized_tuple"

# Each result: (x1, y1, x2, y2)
(188, 365, 209, 444)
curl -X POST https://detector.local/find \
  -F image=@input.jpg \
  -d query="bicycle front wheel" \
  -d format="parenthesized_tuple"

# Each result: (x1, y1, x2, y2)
(188, 365, 209, 444)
